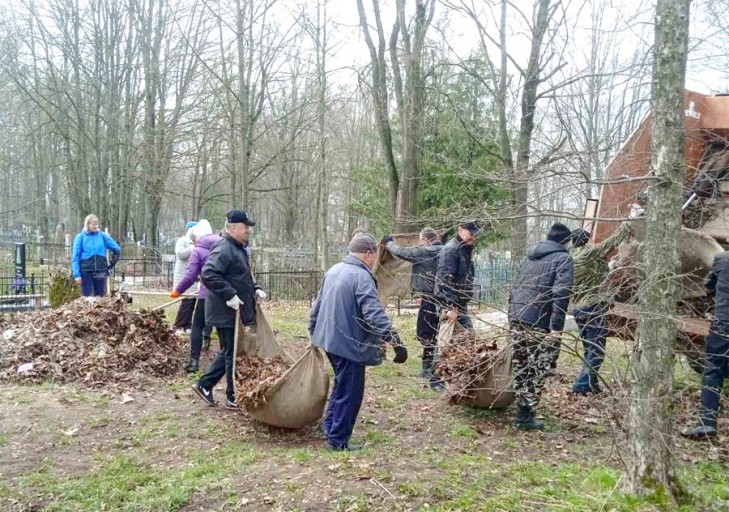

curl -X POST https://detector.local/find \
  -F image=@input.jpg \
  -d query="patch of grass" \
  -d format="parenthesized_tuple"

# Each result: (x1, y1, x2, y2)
(87, 416, 111, 428)
(364, 430, 394, 445)
(429, 459, 729, 512)
(0, 432, 6, 447)
(448, 421, 479, 440)
(15, 443, 260, 512)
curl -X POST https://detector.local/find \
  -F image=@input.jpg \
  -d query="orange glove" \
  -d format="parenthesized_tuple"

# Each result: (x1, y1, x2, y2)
(170, 290, 181, 298)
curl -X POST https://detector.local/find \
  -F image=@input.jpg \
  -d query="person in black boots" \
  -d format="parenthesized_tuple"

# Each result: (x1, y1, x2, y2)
(382, 228, 443, 378)
(508, 222, 573, 430)
(430, 221, 481, 392)
(682, 251, 729, 440)
(192, 209, 258, 410)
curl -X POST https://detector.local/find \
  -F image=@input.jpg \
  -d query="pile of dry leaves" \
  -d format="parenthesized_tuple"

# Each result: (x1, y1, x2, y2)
(0, 295, 186, 387)
(437, 331, 502, 402)
(234, 355, 290, 410)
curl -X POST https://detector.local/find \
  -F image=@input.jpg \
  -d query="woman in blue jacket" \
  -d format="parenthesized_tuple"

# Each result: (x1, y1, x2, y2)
(71, 214, 121, 297)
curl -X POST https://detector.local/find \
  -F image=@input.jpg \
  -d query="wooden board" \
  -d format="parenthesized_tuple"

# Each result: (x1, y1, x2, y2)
(609, 303, 710, 337)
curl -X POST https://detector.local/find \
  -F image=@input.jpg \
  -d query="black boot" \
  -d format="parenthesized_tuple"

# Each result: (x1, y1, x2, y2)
(186, 357, 199, 373)
(202, 336, 211, 352)
(515, 406, 545, 431)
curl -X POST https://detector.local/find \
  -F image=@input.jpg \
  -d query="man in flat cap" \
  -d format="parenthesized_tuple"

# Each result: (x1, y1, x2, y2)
(381, 227, 444, 378)
(309, 233, 408, 451)
(193, 209, 264, 409)
(508, 222, 574, 430)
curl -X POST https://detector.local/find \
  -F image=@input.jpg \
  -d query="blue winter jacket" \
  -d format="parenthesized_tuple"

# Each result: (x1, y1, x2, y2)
(71, 230, 121, 279)
(508, 240, 574, 332)
(309, 255, 395, 366)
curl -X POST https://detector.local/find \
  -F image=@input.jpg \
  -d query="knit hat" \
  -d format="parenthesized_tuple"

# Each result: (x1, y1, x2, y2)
(546, 223, 572, 244)
(349, 233, 378, 253)
(570, 229, 591, 248)
(185, 221, 198, 230)
(420, 227, 438, 241)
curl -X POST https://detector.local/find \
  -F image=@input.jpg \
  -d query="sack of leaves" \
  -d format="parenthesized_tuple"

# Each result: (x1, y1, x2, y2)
(436, 329, 515, 409)
(233, 305, 329, 429)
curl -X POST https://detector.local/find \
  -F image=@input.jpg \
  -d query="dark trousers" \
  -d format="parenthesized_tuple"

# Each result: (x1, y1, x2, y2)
(198, 326, 235, 401)
(173, 298, 196, 330)
(189, 300, 206, 359)
(80, 271, 106, 297)
(416, 297, 439, 370)
(323, 352, 366, 449)
(700, 323, 729, 427)
(572, 303, 609, 393)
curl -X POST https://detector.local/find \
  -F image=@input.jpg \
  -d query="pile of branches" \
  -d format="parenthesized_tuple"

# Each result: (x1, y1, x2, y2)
(0, 295, 186, 387)
(234, 355, 290, 410)
(436, 331, 500, 402)
(682, 197, 721, 229)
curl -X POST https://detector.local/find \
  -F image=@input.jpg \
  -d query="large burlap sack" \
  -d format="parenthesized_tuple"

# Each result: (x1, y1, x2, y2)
(436, 318, 515, 409)
(234, 305, 329, 428)
(236, 303, 293, 363)
(372, 233, 421, 305)
(457, 348, 515, 409)
(245, 345, 330, 429)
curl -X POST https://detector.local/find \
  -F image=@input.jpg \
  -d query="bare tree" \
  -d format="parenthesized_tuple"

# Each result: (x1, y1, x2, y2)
(626, 0, 691, 500)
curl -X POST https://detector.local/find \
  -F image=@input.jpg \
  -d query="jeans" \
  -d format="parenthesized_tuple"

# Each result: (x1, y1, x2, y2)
(572, 303, 609, 394)
(700, 322, 729, 428)
(198, 326, 235, 401)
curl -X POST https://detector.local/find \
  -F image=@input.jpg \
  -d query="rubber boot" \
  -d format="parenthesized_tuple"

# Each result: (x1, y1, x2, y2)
(202, 336, 211, 352)
(186, 357, 199, 373)
(514, 406, 545, 431)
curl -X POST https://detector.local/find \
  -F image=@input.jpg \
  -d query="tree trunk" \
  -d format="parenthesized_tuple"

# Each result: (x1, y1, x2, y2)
(625, 0, 691, 501)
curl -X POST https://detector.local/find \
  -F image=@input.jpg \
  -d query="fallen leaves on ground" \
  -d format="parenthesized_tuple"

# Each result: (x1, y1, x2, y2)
(0, 295, 186, 387)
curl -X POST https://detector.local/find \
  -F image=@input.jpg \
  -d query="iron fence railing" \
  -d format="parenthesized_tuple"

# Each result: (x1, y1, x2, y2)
(254, 270, 323, 303)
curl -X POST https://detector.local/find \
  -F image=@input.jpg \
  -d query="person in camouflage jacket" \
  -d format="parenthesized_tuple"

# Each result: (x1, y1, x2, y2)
(569, 221, 633, 395)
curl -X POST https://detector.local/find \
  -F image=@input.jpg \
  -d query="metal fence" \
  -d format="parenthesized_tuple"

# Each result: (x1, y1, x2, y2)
(0, 270, 49, 311)
(254, 270, 323, 303)
(474, 259, 513, 307)
(117, 258, 174, 289)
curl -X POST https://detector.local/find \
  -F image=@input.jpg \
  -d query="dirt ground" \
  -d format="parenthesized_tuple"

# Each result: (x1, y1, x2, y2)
(0, 303, 727, 511)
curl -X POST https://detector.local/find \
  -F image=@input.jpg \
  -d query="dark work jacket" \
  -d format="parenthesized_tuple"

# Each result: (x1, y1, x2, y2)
(201, 234, 256, 327)
(508, 240, 574, 332)
(705, 251, 729, 324)
(386, 240, 443, 296)
(434, 236, 475, 309)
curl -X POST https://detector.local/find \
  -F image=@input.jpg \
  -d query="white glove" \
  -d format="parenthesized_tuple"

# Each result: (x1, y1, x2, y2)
(225, 295, 243, 310)
(255, 289, 267, 300)
(629, 203, 645, 219)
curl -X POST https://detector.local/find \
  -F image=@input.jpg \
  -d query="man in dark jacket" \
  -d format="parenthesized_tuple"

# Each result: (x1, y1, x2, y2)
(310, 233, 408, 451)
(382, 228, 443, 377)
(192, 209, 261, 410)
(508, 222, 574, 430)
(682, 252, 729, 440)
(434, 221, 481, 329)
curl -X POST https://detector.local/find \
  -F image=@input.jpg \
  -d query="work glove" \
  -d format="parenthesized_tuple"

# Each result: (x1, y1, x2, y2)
(225, 295, 243, 310)
(380, 235, 393, 246)
(255, 289, 267, 300)
(393, 344, 408, 364)
(170, 290, 181, 298)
